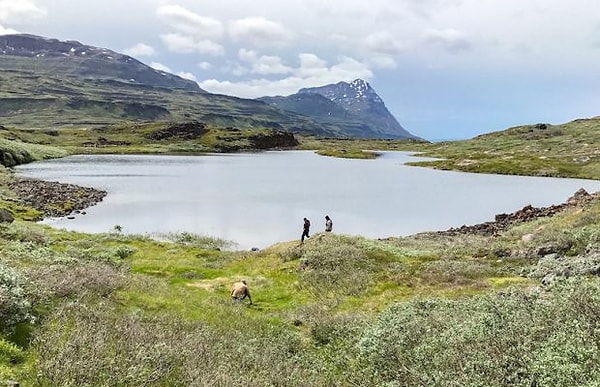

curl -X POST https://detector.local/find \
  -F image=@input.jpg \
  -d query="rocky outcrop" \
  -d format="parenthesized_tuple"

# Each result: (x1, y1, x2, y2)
(145, 122, 208, 141)
(0, 208, 14, 223)
(440, 188, 595, 237)
(249, 131, 299, 149)
(81, 137, 131, 148)
(7, 178, 107, 219)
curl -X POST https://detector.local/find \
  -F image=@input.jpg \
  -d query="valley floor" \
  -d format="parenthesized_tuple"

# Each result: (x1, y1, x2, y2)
(1, 140, 599, 385)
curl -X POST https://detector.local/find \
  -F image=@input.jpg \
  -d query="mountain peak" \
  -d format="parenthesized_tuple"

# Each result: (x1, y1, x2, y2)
(263, 79, 420, 140)
(299, 79, 383, 108)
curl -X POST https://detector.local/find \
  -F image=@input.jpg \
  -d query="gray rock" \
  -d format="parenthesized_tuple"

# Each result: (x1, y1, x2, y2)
(0, 208, 14, 223)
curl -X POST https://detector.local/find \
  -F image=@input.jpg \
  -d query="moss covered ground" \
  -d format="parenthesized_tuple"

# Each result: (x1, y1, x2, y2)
(0, 119, 599, 385)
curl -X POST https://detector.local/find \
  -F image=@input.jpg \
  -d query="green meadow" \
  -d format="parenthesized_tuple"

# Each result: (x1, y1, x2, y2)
(1, 118, 600, 385)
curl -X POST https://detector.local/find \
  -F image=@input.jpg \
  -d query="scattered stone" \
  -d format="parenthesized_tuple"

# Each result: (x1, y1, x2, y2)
(439, 189, 598, 237)
(537, 244, 569, 257)
(492, 248, 511, 258)
(0, 208, 14, 223)
(521, 233, 534, 243)
(7, 178, 107, 219)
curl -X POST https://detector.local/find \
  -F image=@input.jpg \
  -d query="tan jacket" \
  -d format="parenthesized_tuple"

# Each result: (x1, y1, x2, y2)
(231, 282, 252, 303)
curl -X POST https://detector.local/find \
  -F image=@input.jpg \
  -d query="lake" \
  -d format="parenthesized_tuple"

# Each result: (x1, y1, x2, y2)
(14, 151, 600, 250)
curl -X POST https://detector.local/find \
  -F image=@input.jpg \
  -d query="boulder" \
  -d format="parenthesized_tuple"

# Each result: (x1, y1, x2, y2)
(0, 208, 14, 223)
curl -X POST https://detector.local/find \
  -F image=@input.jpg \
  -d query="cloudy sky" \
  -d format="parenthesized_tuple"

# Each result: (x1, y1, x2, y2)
(1, 0, 599, 140)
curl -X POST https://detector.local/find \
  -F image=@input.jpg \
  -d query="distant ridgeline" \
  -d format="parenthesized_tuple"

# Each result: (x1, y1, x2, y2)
(0, 33, 419, 140)
(258, 79, 419, 140)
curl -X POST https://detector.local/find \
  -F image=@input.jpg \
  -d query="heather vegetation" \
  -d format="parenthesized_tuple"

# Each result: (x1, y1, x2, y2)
(0, 118, 599, 385)
(0, 183, 598, 385)
(404, 118, 600, 180)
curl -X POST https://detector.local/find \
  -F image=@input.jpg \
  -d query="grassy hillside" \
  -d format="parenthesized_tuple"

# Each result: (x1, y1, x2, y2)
(0, 57, 410, 138)
(406, 118, 600, 180)
(0, 66, 299, 129)
(0, 116, 599, 384)
(0, 121, 300, 165)
(1, 180, 599, 384)
(299, 117, 600, 180)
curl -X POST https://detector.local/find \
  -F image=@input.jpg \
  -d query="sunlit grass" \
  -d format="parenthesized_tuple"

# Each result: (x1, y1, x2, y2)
(1, 128, 600, 384)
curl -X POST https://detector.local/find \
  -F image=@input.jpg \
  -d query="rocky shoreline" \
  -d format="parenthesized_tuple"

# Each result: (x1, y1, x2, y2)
(8, 178, 107, 219)
(439, 188, 596, 236)
(5, 175, 595, 241)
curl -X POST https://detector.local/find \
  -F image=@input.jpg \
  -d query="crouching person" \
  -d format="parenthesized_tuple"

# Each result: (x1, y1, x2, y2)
(231, 279, 252, 305)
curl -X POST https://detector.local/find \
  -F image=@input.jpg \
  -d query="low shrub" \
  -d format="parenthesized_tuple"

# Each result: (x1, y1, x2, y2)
(0, 223, 49, 245)
(114, 245, 137, 259)
(26, 262, 128, 301)
(0, 240, 64, 263)
(297, 235, 374, 298)
(0, 338, 25, 364)
(358, 278, 600, 386)
(159, 232, 234, 250)
(524, 249, 600, 283)
(418, 259, 499, 287)
(32, 303, 330, 386)
(0, 263, 33, 332)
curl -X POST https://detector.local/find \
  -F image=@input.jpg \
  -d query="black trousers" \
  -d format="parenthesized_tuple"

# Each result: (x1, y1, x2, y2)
(301, 229, 310, 242)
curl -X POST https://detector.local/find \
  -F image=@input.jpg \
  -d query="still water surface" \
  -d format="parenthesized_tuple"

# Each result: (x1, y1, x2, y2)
(14, 151, 599, 250)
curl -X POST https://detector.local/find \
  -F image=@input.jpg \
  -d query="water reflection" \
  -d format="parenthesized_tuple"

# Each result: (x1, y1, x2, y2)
(15, 151, 599, 250)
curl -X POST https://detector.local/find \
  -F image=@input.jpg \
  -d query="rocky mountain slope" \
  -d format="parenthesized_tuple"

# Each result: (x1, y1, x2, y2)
(0, 34, 201, 91)
(258, 79, 418, 139)
(0, 34, 420, 140)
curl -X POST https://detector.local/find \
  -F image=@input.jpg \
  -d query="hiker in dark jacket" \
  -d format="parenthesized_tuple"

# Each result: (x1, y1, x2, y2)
(301, 217, 310, 242)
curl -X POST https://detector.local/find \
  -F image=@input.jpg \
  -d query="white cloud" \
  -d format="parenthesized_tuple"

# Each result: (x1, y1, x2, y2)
(296, 53, 328, 77)
(423, 28, 473, 52)
(177, 71, 197, 81)
(160, 33, 224, 56)
(156, 4, 223, 40)
(150, 62, 172, 73)
(198, 54, 372, 98)
(363, 31, 408, 56)
(123, 43, 155, 57)
(327, 56, 373, 81)
(228, 17, 291, 47)
(368, 56, 398, 69)
(0, 0, 46, 23)
(253, 55, 291, 75)
(0, 23, 18, 35)
(238, 48, 257, 63)
(237, 48, 291, 75)
(198, 61, 212, 70)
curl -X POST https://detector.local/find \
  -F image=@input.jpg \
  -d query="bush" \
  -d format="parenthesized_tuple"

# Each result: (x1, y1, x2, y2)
(358, 278, 600, 386)
(297, 235, 374, 298)
(0, 223, 49, 245)
(0, 338, 25, 364)
(26, 262, 128, 301)
(159, 232, 234, 250)
(418, 259, 498, 287)
(0, 264, 33, 332)
(32, 303, 330, 386)
(114, 245, 136, 259)
(0, 240, 65, 263)
(570, 225, 600, 254)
